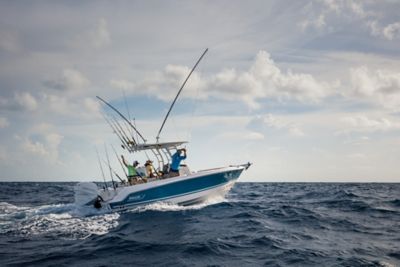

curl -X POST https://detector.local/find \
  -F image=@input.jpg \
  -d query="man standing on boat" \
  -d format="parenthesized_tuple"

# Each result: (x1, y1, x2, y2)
(121, 155, 146, 185)
(169, 148, 187, 177)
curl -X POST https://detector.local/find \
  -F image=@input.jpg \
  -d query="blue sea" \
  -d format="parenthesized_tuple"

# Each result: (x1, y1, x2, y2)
(0, 182, 399, 267)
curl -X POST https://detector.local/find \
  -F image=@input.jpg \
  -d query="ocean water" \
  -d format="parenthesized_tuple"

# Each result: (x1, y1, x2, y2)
(0, 182, 399, 267)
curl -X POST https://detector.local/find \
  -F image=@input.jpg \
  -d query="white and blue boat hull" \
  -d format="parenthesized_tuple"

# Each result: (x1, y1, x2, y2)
(95, 165, 246, 211)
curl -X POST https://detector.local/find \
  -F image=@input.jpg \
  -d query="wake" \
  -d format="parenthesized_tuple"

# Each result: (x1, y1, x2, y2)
(0, 202, 119, 240)
(0, 196, 226, 240)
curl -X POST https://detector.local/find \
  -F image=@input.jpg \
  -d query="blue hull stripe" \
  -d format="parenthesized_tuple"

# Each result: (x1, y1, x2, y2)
(109, 169, 242, 209)
(110, 182, 229, 210)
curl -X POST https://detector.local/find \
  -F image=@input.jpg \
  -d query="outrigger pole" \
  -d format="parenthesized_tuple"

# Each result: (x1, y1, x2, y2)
(156, 48, 208, 142)
(96, 96, 147, 143)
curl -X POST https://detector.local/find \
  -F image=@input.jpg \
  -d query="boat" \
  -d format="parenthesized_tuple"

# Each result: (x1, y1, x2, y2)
(74, 49, 251, 211)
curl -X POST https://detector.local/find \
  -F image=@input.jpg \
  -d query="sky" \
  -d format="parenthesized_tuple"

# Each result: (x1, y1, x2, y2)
(1, 0, 400, 182)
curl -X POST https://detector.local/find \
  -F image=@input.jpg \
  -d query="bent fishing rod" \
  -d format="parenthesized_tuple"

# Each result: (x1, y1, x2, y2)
(156, 48, 208, 142)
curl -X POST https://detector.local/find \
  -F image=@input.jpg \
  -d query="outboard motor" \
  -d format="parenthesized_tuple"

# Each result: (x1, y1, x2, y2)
(93, 195, 104, 209)
(74, 182, 100, 207)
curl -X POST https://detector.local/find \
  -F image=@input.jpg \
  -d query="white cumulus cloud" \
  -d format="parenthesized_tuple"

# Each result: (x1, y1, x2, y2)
(250, 114, 305, 137)
(349, 66, 400, 110)
(111, 51, 332, 109)
(44, 69, 90, 95)
(19, 123, 64, 161)
(367, 20, 400, 40)
(14, 92, 38, 111)
(383, 22, 400, 40)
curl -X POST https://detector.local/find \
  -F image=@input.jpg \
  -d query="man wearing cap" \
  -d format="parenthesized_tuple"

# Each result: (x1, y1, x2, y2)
(169, 148, 187, 177)
(121, 155, 145, 185)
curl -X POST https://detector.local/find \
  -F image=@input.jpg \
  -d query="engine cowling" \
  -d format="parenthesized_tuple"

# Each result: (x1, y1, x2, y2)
(74, 182, 99, 206)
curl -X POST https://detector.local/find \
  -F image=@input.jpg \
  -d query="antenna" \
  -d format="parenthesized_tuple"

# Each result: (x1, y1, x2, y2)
(156, 48, 208, 142)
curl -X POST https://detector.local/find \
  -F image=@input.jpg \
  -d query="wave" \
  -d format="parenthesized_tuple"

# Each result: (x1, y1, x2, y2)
(389, 199, 400, 207)
(1, 182, 399, 266)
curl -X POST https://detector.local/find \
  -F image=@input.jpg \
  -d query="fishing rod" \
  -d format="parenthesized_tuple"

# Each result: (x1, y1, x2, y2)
(156, 48, 208, 142)
(110, 114, 135, 147)
(133, 118, 139, 146)
(118, 113, 138, 146)
(113, 112, 136, 146)
(101, 158, 125, 183)
(104, 143, 116, 190)
(96, 96, 146, 143)
(122, 90, 135, 139)
(111, 144, 128, 178)
(96, 147, 108, 191)
(102, 113, 129, 149)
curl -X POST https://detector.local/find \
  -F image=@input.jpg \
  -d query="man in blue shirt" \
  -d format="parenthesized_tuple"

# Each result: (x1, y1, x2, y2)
(169, 148, 187, 177)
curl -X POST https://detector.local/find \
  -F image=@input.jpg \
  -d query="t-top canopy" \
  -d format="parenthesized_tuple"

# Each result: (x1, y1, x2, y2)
(127, 141, 187, 152)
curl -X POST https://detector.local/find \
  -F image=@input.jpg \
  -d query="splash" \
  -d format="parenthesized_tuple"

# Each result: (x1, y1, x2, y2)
(0, 202, 119, 240)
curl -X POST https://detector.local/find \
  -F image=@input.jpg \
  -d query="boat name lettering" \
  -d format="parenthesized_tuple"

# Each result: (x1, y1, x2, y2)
(128, 194, 146, 202)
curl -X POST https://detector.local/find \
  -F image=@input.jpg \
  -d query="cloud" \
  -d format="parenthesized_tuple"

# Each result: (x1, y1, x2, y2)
(250, 114, 305, 137)
(19, 123, 64, 160)
(0, 92, 38, 112)
(382, 22, 400, 40)
(91, 18, 111, 48)
(110, 79, 134, 91)
(83, 97, 101, 117)
(216, 131, 264, 141)
(368, 20, 400, 40)
(340, 115, 400, 133)
(41, 94, 101, 119)
(21, 137, 48, 156)
(299, 14, 326, 31)
(0, 117, 9, 128)
(349, 66, 400, 110)
(111, 51, 332, 109)
(320, 0, 374, 19)
(14, 92, 38, 111)
(43, 69, 90, 94)
(300, 0, 400, 41)
(111, 65, 201, 102)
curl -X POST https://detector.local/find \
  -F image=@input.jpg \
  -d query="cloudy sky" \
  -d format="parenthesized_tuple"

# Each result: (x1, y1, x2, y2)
(1, 0, 400, 182)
